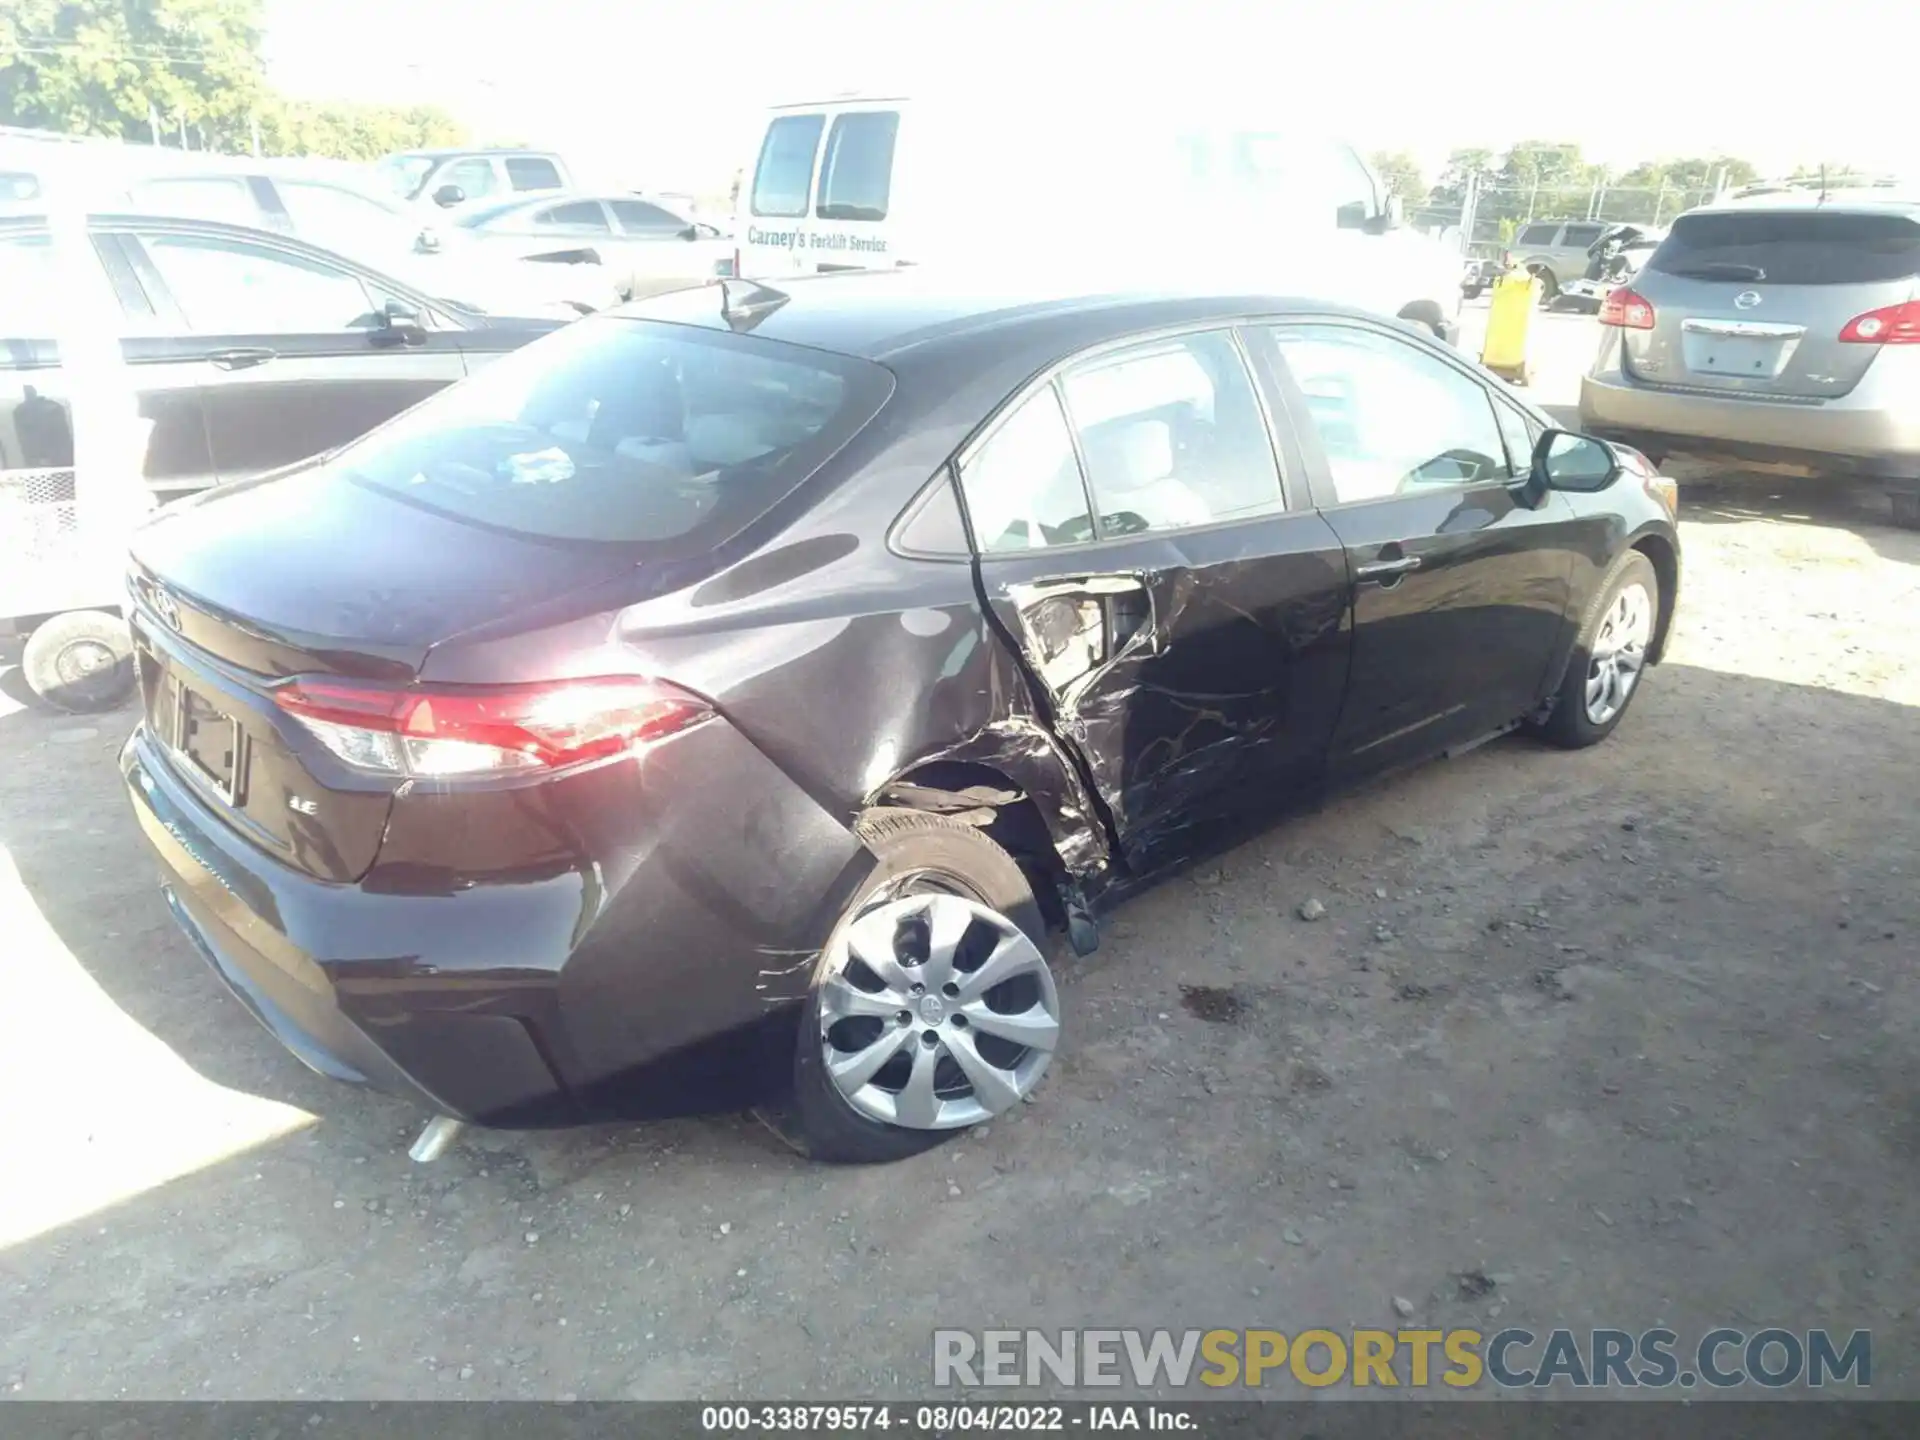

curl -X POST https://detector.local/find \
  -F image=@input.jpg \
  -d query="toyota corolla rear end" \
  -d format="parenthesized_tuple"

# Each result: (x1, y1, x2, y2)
(121, 312, 894, 1126)
(1579, 201, 1920, 481)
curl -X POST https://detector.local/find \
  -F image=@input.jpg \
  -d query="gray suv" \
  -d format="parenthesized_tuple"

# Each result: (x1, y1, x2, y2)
(1578, 194, 1920, 524)
(1512, 218, 1609, 297)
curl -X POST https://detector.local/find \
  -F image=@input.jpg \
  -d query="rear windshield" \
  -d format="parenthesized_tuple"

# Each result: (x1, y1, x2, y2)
(1649, 210, 1920, 285)
(335, 318, 892, 552)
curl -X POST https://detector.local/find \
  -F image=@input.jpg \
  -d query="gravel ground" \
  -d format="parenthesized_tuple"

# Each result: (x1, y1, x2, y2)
(2, 316, 1917, 1401)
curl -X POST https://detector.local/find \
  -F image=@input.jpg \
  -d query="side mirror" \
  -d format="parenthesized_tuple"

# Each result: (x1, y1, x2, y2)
(1531, 429, 1621, 493)
(1360, 194, 1405, 235)
(431, 183, 466, 208)
(370, 299, 427, 347)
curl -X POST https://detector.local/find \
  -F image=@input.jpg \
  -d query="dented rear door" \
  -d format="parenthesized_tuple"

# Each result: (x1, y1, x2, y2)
(958, 329, 1352, 876)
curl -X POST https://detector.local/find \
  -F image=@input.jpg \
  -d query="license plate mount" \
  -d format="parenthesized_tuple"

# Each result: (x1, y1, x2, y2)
(174, 683, 241, 804)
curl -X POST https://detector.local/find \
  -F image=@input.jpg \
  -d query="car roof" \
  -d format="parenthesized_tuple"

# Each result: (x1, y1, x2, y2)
(620, 269, 1382, 365)
(390, 148, 564, 160)
(1683, 192, 1920, 220)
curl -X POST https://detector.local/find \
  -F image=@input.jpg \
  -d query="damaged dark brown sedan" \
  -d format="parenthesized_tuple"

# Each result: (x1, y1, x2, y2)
(120, 274, 1681, 1163)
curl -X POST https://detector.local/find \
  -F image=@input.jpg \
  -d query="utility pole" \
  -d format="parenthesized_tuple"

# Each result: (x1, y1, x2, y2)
(148, 103, 161, 147)
(1526, 174, 1539, 222)
(1653, 177, 1670, 226)
(250, 114, 262, 158)
(1459, 170, 1479, 257)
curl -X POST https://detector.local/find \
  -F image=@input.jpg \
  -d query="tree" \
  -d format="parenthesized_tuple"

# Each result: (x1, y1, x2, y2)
(1368, 150, 1425, 203)
(254, 98, 464, 161)
(1, 0, 267, 146)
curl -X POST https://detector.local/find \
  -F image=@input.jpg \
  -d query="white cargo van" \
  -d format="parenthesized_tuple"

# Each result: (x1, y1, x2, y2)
(733, 94, 1463, 343)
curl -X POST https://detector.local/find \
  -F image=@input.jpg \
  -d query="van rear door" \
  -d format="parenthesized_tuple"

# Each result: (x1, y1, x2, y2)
(739, 104, 903, 279)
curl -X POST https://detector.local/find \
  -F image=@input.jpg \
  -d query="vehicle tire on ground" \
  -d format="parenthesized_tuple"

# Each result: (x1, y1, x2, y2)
(1529, 550, 1659, 750)
(21, 609, 135, 713)
(1463, 282, 1486, 300)
(1889, 487, 1920, 529)
(791, 809, 1059, 1164)
(1529, 266, 1559, 303)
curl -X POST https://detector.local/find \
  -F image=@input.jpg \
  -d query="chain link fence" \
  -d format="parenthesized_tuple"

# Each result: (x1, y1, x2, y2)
(1405, 182, 1732, 260)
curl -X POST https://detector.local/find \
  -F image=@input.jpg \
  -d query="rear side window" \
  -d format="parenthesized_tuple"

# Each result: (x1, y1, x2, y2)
(1516, 223, 1559, 245)
(335, 319, 892, 552)
(816, 112, 900, 221)
(1650, 211, 1920, 285)
(1562, 223, 1605, 247)
(752, 115, 825, 218)
(506, 157, 563, 191)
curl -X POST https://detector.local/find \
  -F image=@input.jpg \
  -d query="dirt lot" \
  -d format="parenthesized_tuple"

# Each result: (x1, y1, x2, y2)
(3, 314, 1918, 1400)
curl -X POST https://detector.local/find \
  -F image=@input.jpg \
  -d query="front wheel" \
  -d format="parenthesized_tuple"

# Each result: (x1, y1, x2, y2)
(792, 811, 1060, 1164)
(1530, 551, 1659, 749)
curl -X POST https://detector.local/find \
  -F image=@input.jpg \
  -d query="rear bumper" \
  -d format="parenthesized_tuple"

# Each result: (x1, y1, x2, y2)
(122, 714, 874, 1126)
(1580, 336, 1920, 482)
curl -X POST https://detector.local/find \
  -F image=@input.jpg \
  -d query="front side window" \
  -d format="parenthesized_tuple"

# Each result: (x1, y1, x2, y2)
(535, 201, 611, 231)
(138, 233, 376, 333)
(1492, 396, 1540, 477)
(610, 200, 685, 234)
(1062, 330, 1283, 536)
(336, 318, 892, 552)
(958, 387, 1094, 553)
(0, 232, 61, 337)
(1562, 223, 1605, 248)
(505, 157, 563, 191)
(752, 114, 825, 218)
(1269, 324, 1509, 504)
(437, 158, 498, 202)
(815, 111, 900, 221)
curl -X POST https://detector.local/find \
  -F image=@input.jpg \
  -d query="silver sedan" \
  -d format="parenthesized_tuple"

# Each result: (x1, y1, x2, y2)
(449, 193, 734, 304)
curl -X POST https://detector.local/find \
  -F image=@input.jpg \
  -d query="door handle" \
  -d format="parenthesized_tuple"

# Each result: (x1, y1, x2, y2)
(1355, 554, 1423, 583)
(208, 348, 276, 371)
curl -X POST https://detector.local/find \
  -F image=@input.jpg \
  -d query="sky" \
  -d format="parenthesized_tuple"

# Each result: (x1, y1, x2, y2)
(265, 0, 1916, 193)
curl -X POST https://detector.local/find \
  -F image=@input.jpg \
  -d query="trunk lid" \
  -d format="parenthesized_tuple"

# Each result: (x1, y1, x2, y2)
(129, 468, 639, 883)
(1624, 207, 1920, 400)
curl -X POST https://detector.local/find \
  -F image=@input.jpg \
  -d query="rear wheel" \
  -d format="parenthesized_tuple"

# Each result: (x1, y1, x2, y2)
(21, 610, 135, 713)
(792, 811, 1060, 1164)
(1531, 551, 1659, 749)
(1529, 266, 1559, 303)
(1889, 487, 1920, 529)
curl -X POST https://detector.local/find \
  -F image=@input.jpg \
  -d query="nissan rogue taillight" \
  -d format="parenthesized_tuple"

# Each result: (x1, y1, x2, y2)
(274, 676, 711, 777)
(1838, 300, 1920, 344)
(1598, 287, 1655, 330)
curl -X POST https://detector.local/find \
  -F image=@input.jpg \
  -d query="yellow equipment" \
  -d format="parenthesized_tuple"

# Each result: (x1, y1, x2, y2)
(1480, 269, 1541, 384)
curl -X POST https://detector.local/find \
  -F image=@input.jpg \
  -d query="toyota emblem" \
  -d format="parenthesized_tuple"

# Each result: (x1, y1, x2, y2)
(151, 586, 181, 631)
(1734, 291, 1763, 310)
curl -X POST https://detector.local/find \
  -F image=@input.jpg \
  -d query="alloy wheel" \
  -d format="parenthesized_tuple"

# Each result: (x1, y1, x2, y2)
(1585, 581, 1653, 726)
(818, 892, 1059, 1130)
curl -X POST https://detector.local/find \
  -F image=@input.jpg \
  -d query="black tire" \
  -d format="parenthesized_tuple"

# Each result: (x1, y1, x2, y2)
(21, 610, 135, 713)
(1889, 488, 1920, 529)
(1463, 283, 1486, 300)
(1531, 551, 1659, 749)
(1530, 266, 1559, 302)
(791, 810, 1049, 1165)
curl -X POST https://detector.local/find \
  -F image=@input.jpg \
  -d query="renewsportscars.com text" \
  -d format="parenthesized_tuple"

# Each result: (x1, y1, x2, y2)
(932, 1327, 1871, 1390)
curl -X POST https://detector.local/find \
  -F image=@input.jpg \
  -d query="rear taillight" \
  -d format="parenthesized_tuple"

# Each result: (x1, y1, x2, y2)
(1838, 300, 1920, 344)
(274, 676, 711, 778)
(1598, 287, 1655, 330)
